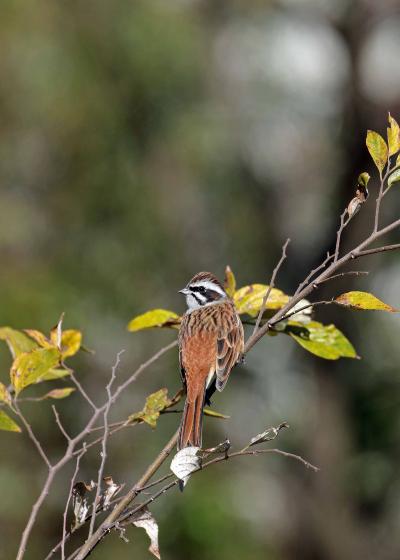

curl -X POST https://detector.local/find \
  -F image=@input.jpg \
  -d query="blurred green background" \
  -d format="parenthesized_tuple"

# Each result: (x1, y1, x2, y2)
(1, 0, 400, 558)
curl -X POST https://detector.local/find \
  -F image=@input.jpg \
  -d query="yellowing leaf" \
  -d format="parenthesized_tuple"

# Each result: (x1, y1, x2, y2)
(388, 169, 400, 188)
(0, 410, 21, 432)
(127, 309, 181, 332)
(0, 327, 37, 358)
(387, 113, 400, 156)
(335, 291, 397, 312)
(129, 388, 172, 428)
(288, 321, 357, 360)
(224, 265, 236, 298)
(0, 382, 12, 406)
(23, 329, 52, 348)
(42, 387, 75, 400)
(39, 368, 72, 382)
(234, 284, 289, 317)
(10, 348, 61, 395)
(60, 330, 82, 358)
(366, 130, 388, 172)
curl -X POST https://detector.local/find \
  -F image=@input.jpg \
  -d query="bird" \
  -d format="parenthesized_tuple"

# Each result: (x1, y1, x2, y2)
(177, 271, 244, 450)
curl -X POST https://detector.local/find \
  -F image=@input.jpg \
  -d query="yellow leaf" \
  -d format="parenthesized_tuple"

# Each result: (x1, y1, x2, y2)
(127, 309, 181, 332)
(10, 348, 61, 395)
(0, 382, 12, 406)
(234, 284, 289, 317)
(224, 266, 236, 298)
(39, 368, 72, 382)
(23, 329, 53, 348)
(129, 388, 172, 428)
(366, 130, 388, 172)
(60, 330, 82, 358)
(0, 327, 37, 358)
(42, 387, 75, 400)
(335, 291, 397, 312)
(288, 321, 357, 360)
(0, 410, 21, 433)
(387, 113, 400, 156)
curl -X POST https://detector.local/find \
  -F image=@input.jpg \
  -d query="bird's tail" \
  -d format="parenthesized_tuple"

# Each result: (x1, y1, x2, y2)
(178, 387, 206, 450)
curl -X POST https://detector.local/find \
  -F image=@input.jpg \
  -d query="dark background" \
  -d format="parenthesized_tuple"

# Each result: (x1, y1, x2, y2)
(1, 1, 400, 559)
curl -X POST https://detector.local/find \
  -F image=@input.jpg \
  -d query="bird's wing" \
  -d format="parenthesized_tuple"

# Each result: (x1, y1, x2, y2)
(215, 314, 244, 392)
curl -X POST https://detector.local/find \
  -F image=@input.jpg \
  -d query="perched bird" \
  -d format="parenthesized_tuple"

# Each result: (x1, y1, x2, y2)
(178, 272, 244, 450)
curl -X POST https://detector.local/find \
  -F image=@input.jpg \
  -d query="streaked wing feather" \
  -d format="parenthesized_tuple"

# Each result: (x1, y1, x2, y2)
(215, 321, 243, 391)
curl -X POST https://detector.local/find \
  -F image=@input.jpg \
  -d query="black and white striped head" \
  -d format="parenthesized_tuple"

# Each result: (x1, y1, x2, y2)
(179, 272, 228, 311)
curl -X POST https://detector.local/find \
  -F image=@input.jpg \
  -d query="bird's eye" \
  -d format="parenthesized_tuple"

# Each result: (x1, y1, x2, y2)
(199, 286, 206, 293)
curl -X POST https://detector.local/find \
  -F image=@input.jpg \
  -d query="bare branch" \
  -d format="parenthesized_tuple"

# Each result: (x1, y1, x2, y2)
(252, 238, 290, 335)
(318, 270, 369, 284)
(73, 429, 180, 560)
(334, 209, 350, 262)
(17, 341, 177, 560)
(70, 372, 98, 411)
(13, 401, 51, 469)
(87, 351, 123, 539)
(294, 252, 333, 296)
(356, 243, 400, 257)
(52, 406, 71, 442)
(244, 216, 400, 354)
(62, 446, 86, 560)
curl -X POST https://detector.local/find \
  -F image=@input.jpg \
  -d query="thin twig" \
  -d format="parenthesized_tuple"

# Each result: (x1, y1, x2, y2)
(62, 446, 86, 560)
(52, 406, 71, 442)
(318, 270, 369, 284)
(356, 243, 400, 257)
(70, 372, 98, 411)
(244, 216, 400, 354)
(13, 401, 52, 469)
(87, 351, 123, 539)
(116, 446, 319, 529)
(294, 252, 334, 296)
(252, 239, 290, 335)
(17, 341, 177, 560)
(73, 429, 180, 560)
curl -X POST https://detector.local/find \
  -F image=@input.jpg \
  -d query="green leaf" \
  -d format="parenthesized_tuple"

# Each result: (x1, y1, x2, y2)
(357, 172, 370, 187)
(387, 113, 400, 156)
(10, 348, 61, 395)
(0, 410, 21, 433)
(0, 327, 37, 358)
(127, 309, 181, 332)
(335, 291, 397, 312)
(224, 265, 236, 298)
(234, 284, 289, 317)
(366, 130, 388, 172)
(129, 388, 172, 428)
(388, 169, 400, 188)
(288, 321, 357, 360)
(203, 408, 230, 419)
(0, 382, 12, 406)
(42, 387, 75, 400)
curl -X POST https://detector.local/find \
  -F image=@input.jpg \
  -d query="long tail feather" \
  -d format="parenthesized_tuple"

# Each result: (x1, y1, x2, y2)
(178, 388, 206, 450)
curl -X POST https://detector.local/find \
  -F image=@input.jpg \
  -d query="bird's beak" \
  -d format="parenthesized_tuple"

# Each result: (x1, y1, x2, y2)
(179, 288, 189, 295)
